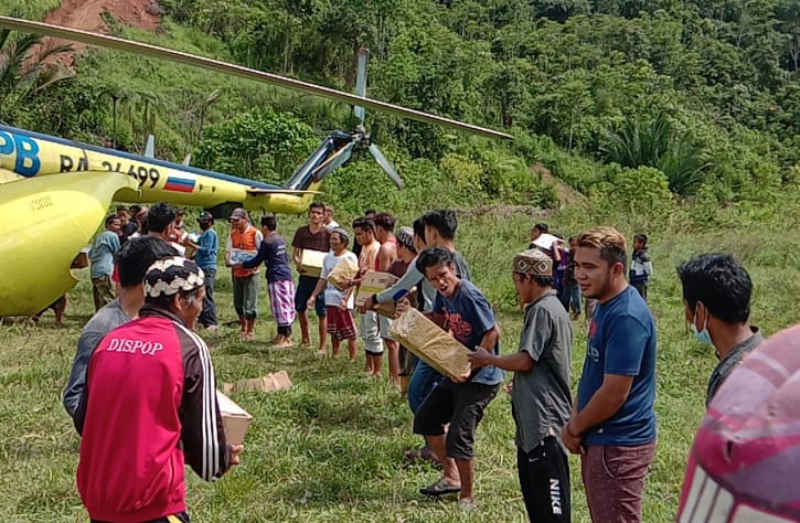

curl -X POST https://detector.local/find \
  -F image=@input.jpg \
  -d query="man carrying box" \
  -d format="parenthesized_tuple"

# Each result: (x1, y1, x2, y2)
(291, 202, 331, 347)
(353, 216, 384, 377)
(403, 247, 503, 512)
(469, 249, 573, 522)
(307, 228, 359, 359)
(75, 257, 242, 523)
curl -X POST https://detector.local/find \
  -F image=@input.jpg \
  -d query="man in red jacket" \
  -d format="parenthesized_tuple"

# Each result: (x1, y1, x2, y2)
(75, 256, 242, 523)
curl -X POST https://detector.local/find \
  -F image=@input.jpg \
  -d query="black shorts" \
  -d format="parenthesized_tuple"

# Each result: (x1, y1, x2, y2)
(518, 437, 571, 522)
(295, 275, 326, 316)
(413, 380, 499, 460)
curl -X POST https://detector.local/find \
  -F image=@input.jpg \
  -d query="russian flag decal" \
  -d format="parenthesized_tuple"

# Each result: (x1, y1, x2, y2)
(164, 175, 196, 193)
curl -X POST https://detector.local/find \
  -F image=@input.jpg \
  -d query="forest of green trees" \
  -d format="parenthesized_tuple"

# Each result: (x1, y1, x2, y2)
(3, 0, 800, 216)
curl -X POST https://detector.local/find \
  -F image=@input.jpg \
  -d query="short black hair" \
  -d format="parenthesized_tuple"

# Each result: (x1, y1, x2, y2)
(116, 237, 179, 288)
(422, 210, 458, 240)
(146, 202, 177, 234)
(331, 229, 349, 247)
(676, 254, 752, 324)
(309, 202, 324, 213)
(129, 205, 141, 215)
(534, 223, 549, 233)
(635, 233, 648, 246)
(116, 206, 129, 214)
(105, 214, 120, 227)
(416, 246, 455, 274)
(516, 272, 555, 288)
(352, 217, 375, 234)
(261, 214, 277, 231)
(373, 212, 396, 232)
(413, 217, 426, 243)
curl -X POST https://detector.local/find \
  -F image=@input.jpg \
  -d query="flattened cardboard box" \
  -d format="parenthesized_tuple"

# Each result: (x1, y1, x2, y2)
(222, 371, 292, 395)
(390, 308, 471, 382)
(216, 390, 253, 447)
(300, 249, 327, 278)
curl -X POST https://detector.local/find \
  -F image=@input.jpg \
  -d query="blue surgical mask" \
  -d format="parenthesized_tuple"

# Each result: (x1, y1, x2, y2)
(690, 309, 712, 346)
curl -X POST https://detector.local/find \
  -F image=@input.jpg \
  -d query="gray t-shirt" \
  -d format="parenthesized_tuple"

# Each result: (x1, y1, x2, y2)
(452, 249, 472, 282)
(512, 291, 573, 453)
(706, 327, 763, 406)
(62, 299, 131, 419)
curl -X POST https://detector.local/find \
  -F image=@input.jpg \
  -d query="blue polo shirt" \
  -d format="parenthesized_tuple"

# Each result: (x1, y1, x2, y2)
(433, 279, 504, 386)
(195, 229, 218, 270)
(577, 285, 657, 446)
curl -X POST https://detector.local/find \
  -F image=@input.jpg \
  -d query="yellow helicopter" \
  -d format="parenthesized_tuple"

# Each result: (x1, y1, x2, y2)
(0, 16, 512, 317)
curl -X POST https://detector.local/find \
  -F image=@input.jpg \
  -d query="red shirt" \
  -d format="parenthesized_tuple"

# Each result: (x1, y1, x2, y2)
(75, 307, 230, 522)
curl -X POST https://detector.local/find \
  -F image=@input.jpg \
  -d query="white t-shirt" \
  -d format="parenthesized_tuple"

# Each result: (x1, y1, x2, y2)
(325, 220, 340, 231)
(321, 250, 358, 308)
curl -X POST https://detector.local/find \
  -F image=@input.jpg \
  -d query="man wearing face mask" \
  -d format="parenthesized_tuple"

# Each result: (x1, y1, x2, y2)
(676, 253, 763, 406)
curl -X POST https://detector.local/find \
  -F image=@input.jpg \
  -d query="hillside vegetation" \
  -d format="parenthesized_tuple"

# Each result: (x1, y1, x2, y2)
(1, 0, 800, 217)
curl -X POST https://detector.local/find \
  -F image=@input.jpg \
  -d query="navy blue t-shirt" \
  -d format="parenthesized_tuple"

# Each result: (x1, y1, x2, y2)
(242, 233, 292, 283)
(577, 285, 657, 446)
(433, 279, 504, 386)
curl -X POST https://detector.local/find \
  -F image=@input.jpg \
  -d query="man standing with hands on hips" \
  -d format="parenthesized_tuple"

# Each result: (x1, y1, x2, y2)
(561, 227, 657, 523)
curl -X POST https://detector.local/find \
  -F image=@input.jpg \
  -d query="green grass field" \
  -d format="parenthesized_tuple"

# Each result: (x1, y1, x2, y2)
(2, 209, 798, 522)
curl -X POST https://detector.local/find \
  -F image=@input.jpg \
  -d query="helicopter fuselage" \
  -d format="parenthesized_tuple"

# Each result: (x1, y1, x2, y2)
(0, 125, 320, 215)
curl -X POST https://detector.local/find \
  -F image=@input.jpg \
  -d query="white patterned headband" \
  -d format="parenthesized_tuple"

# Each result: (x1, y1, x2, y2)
(513, 248, 553, 276)
(144, 256, 205, 298)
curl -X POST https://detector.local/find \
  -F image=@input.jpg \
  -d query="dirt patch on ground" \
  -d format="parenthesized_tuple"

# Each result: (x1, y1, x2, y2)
(531, 162, 587, 208)
(38, 0, 161, 66)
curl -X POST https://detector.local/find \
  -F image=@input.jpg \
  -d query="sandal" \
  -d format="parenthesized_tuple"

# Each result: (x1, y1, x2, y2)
(405, 446, 439, 464)
(420, 478, 461, 497)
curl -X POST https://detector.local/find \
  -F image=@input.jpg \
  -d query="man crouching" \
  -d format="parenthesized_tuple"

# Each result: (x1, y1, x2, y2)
(74, 256, 242, 523)
(403, 247, 503, 512)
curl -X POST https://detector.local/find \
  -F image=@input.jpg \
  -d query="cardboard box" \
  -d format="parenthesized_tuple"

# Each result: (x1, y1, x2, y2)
(327, 257, 359, 291)
(222, 371, 293, 395)
(356, 271, 399, 307)
(299, 249, 327, 278)
(216, 390, 253, 446)
(390, 308, 471, 382)
(355, 271, 418, 318)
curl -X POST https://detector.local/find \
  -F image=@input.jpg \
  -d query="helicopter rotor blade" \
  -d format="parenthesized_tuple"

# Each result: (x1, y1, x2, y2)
(0, 16, 513, 141)
(368, 143, 403, 189)
(354, 48, 368, 124)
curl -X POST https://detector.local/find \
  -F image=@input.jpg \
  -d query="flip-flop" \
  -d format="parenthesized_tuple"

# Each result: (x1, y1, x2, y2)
(420, 478, 461, 497)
